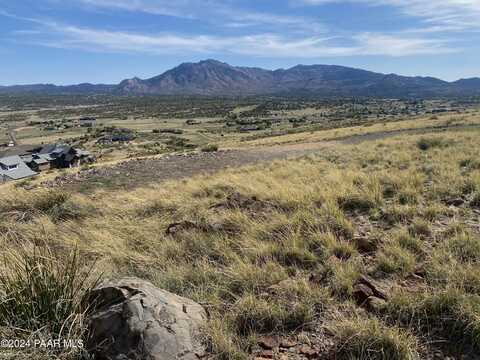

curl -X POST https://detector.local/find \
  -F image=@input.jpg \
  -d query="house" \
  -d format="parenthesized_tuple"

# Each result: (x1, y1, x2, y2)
(21, 153, 53, 172)
(38, 144, 93, 168)
(0, 155, 37, 182)
(79, 117, 97, 127)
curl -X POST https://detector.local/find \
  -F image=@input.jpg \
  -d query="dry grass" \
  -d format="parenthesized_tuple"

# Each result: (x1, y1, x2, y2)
(1, 119, 480, 358)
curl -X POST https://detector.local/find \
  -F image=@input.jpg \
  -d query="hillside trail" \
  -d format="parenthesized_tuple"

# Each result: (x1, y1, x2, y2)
(43, 123, 479, 192)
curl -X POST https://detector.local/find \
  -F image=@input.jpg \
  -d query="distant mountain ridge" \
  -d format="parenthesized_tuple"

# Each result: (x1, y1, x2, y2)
(1, 59, 479, 98)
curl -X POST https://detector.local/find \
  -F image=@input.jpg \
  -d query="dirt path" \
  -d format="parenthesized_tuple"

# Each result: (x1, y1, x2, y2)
(42, 123, 480, 192)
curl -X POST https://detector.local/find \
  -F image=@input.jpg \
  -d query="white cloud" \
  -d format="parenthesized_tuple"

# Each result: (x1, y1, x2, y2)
(75, 0, 326, 33)
(0, 5, 458, 58)
(77, 0, 196, 18)
(11, 20, 455, 57)
(300, 0, 480, 30)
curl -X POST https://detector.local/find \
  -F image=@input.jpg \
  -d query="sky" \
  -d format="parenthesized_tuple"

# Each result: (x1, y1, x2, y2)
(0, 0, 479, 85)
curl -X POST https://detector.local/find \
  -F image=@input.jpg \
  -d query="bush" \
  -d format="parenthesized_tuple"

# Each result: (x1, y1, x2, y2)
(387, 290, 480, 353)
(338, 194, 377, 213)
(0, 244, 100, 339)
(201, 144, 219, 152)
(416, 137, 448, 151)
(332, 317, 419, 360)
(376, 243, 416, 276)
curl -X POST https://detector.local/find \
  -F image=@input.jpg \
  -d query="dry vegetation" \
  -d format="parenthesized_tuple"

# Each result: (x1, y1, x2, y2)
(1, 118, 480, 359)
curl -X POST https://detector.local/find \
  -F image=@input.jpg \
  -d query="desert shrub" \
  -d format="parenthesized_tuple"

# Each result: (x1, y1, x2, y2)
(332, 317, 419, 360)
(338, 194, 377, 213)
(0, 191, 71, 221)
(0, 244, 100, 340)
(407, 219, 431, 239)
(376, 243, 416, 276)
(48, 199, 92, 222)
(470, 193, 480, 208)
(387, 290, 480, 353)
(394, 230, 421, 252)
(460, 158, 480, 171)
(33, 192, 70, 212)
(448, 232, 480, 263)
(201, 144, 219, 152)
(381, 205, 417, 225)
(417, 137, 449, 151)
(205, 318, 247, 360)
(270, 246, 318, 269)
(327, 258, 365, 298)
(231, 281, 327, 335)
(317, 202, 354, 240)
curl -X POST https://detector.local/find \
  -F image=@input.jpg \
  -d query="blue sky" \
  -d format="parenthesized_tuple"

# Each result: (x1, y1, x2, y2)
(0, 0, 479, 85)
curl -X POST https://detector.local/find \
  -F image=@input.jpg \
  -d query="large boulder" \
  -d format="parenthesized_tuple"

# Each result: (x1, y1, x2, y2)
(86, 277, 207, 360)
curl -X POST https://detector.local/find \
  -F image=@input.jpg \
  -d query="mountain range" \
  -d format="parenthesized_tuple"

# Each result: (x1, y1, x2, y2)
(1, 59, 479, 98)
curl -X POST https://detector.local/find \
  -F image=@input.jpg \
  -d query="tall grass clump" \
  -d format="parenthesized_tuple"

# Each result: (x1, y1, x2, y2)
(0, 244, 100, 341)
(387, 289, 480, 353)
(416, 137, 449, 151)
(332, 317, 419, 360)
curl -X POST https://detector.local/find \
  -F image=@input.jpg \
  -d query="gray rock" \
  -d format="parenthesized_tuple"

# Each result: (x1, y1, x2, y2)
(86, 277, 207, 360)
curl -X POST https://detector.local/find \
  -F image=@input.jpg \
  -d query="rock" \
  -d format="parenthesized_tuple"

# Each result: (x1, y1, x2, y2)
(352, 283, 374, 305)
(298, 345, 318, 357)
(367, 296, 387, 312)
(356, 275, 388, 300)
(165, 221, 199, 235)
(258, 336, 279, 350)
(353, 236, 377, 253)
(86, 277, 207, 360)
(444, 197, 465, 207)
(280, 339, 296, 348)
(258, 349, 274, 358)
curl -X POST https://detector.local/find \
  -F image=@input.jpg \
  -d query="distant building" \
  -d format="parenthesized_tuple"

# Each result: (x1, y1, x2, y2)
(79, 117, 97, 127)
(38, 144, 93, 168)
(0, 155, 37, 182)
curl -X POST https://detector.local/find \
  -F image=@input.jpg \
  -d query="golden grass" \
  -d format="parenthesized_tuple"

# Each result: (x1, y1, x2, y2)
(1, 120, 480, 358)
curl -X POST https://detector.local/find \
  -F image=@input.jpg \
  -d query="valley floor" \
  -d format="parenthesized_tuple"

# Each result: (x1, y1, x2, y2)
(29, 121, 480, 193)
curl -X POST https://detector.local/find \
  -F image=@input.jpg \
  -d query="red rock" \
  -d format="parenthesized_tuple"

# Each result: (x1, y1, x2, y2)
(259, 349, 274, 358)
(280, 339, 296, 348)
(299, 345, 318, 357)
(258, 336, 279, 349)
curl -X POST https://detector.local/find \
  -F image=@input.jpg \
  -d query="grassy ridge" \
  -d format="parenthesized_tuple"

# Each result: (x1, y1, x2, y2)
(1, 123, 480, 358)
